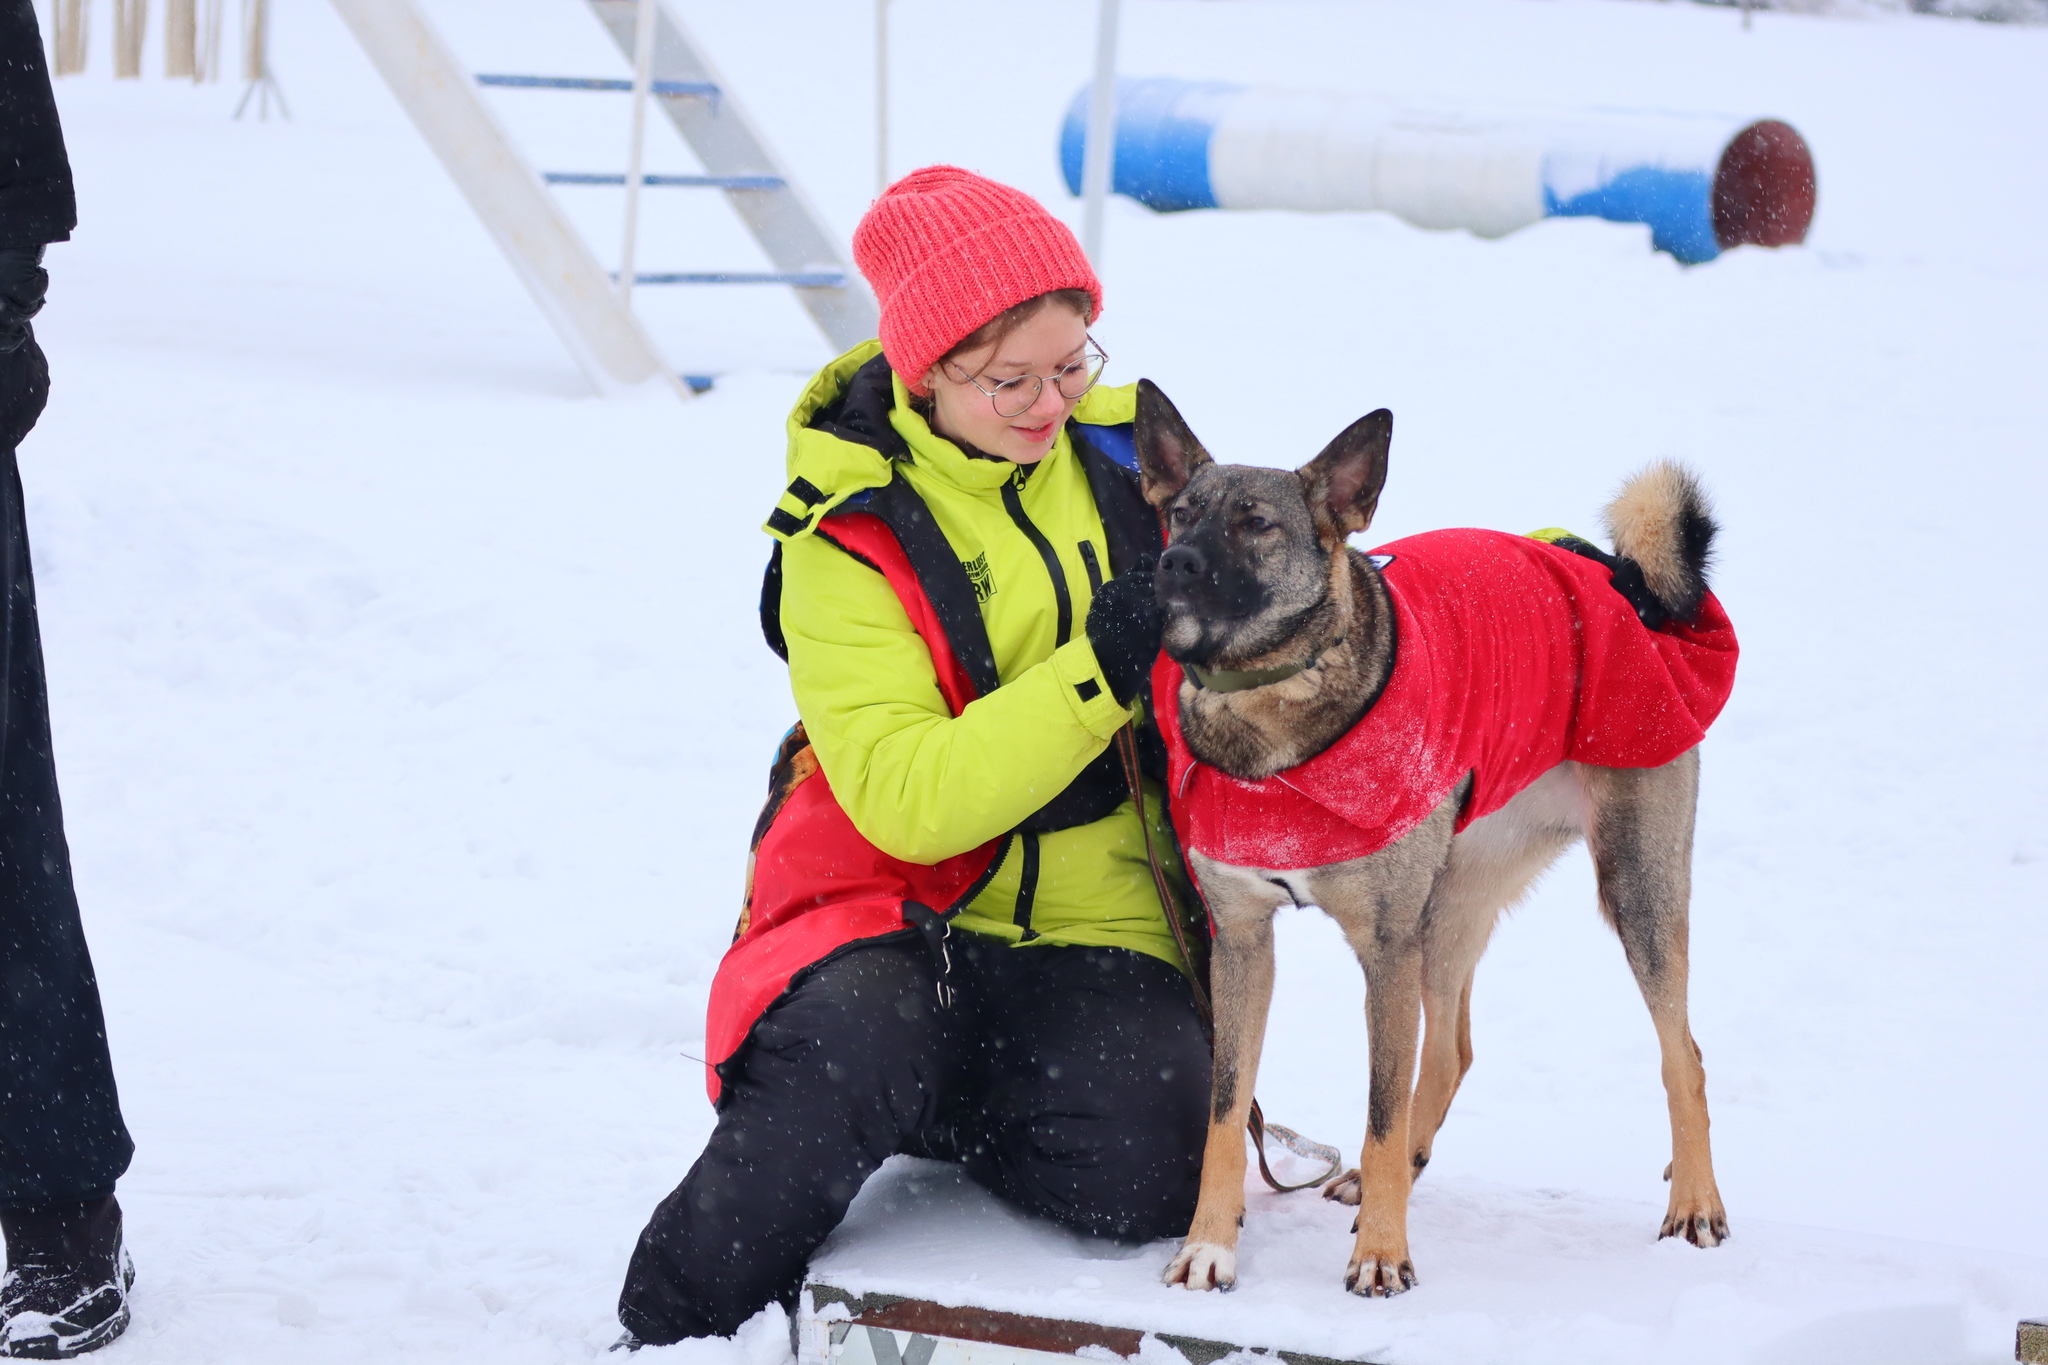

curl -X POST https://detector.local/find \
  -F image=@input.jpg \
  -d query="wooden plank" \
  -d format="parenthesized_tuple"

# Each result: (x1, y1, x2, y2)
(2018, 1317, 2048, 1365)
(802, 1283, 1379, 1365)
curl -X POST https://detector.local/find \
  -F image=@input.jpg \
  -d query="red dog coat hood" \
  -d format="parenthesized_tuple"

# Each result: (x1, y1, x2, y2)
(1155, 529, 1738, 872)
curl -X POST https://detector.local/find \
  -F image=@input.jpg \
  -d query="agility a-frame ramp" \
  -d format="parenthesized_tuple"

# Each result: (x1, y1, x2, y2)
(328, 0, 876, 398)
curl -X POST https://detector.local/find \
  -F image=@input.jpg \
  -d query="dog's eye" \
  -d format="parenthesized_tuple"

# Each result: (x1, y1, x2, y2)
(1245, 515, 1273, 532)
(1170, 506, 1194, 525)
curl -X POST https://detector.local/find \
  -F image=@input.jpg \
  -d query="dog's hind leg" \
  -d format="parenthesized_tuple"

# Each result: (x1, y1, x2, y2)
(1162, 858, 1290, 1292)
(1582, 749, 1728, 1248)
(1326, 764, 1586, 1204)
(1328, 952, 1480, 1210)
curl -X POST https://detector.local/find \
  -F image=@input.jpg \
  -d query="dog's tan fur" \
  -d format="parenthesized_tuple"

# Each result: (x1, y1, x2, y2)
(1132, 381, 1729, 1297)
(1602, 459, 1713, 621)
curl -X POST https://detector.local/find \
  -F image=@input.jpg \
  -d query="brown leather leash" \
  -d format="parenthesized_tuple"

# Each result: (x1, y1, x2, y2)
(1115, 724, 1343, 1195)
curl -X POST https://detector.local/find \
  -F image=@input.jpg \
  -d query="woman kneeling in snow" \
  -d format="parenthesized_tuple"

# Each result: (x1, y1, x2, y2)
(616, 168, 1209, 1345)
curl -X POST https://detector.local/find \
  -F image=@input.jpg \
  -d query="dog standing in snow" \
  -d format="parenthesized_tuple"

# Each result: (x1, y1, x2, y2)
(1131, 381, 1738, 1297)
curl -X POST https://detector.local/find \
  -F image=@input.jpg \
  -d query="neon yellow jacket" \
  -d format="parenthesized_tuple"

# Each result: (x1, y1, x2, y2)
(763, 342, 1184, 967)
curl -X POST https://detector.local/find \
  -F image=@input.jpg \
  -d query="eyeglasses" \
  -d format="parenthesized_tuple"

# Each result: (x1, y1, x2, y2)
(942, 338, 1108, 419)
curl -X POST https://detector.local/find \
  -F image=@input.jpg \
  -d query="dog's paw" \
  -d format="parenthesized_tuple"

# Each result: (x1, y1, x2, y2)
(1322, 1169, 1362, 1205)
(1343, 1253, 1416, 1298)
(1658, 1203, 1729, 1247)
(1162, 1241, 1237, 1292)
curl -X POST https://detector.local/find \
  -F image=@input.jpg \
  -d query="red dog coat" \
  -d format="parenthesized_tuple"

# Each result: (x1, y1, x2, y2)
(1153, 528, 1739, 872)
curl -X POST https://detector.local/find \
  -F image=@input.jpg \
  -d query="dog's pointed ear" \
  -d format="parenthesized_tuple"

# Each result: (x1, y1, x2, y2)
(1134, 379, 1213, 509)
(1299, 409, 1392, 540)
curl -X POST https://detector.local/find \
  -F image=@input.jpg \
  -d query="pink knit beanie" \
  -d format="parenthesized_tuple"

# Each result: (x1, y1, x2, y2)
(853, 166, 1101, 397)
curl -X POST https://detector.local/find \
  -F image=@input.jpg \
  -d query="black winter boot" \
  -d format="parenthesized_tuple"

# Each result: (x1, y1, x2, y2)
(0, 1197, 133, 1359)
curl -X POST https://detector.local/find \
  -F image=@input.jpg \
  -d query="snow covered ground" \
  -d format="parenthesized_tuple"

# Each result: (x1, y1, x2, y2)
(21, 0, 2048, 1361)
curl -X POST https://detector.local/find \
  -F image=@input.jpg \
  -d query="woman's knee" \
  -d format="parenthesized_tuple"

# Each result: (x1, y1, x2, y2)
(974, 1091, 1206, 1240)
(968, 986, 1212, 1238)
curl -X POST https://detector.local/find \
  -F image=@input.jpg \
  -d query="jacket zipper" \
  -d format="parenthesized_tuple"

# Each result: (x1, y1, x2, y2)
(1011, 832, 1041, 942)
(1001, 475, 1073, 646)
(1078, 540, 1104, 594)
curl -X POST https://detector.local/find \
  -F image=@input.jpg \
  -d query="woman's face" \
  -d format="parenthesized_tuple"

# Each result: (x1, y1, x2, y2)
(922, 303, 1091, 466)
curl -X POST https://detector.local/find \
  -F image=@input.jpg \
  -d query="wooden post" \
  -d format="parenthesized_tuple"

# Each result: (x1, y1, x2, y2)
(166, 0, 196, 77)
(112, 0, 145, 77)
(240, 0, 260, 80)
(2018, 1318, 2048, 1365)
(53, 0, 90, 76)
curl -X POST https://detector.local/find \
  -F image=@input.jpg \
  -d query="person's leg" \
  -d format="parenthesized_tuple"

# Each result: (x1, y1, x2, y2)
(960, 945, 1210, 1241)
(0, 341, 136, 1360)
(618, 941, 967, 1344)
(0, 430, 132, 1212)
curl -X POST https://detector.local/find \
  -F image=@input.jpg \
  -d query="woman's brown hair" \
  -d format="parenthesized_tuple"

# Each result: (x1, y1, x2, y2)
(937, 288, 1094, 372)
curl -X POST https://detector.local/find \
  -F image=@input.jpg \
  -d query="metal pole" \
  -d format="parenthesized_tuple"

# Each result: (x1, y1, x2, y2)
(618, 0, 658, 304)
(875, 0, 890, 195)
(1079, 0, 1121, 267)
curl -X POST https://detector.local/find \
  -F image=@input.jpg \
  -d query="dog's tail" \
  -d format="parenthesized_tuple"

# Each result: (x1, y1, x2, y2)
(1601, 461, 1718, 625)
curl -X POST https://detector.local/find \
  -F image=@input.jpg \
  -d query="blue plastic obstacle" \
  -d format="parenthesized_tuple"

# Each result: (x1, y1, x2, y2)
(1060, 78, 1816, 265)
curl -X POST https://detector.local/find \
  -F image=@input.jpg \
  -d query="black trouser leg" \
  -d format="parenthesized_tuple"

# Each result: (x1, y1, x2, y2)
(0, 339, 132, 1213)
(955, 942, 1210, 1241)
(619, 942, 963, 1345)
(619, 938, 1211, 1343)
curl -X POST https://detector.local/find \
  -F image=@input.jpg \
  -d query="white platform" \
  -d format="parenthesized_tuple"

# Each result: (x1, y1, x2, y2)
(801, 1156, 2048, 1365)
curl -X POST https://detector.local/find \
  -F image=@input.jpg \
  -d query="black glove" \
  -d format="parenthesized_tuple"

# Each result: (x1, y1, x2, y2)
(1084, 556, 1163, 706)
(0, 247, 50, 356)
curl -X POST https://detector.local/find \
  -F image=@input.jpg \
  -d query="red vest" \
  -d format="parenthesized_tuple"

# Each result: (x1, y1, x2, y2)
(1155, 529, 1738, 872)
(704, 511, 1006, 1103)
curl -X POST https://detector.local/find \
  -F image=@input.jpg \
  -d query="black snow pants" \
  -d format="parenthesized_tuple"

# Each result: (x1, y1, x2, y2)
(0, 336, 133, 1210)
(618, 934, 1211, 1344)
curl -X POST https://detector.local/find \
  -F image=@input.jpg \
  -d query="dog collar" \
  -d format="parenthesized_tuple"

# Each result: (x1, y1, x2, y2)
(1186, 640, 1343, 694)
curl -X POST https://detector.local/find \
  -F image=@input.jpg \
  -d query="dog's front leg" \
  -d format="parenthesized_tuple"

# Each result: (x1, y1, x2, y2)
(1163, 858, 1283, 1292)
(1343, 941, 1424, 1295)
(1313, 793, 1460, 1297)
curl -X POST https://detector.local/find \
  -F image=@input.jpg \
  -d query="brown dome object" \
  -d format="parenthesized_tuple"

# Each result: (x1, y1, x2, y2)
(1712, 120, 1817, 251)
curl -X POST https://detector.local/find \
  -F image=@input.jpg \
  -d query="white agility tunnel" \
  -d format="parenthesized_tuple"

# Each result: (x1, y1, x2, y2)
(1060, 78, 1816, 264)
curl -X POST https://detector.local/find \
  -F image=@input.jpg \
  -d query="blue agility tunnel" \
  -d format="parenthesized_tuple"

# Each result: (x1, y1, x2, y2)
(1060, 79, 1816, 264)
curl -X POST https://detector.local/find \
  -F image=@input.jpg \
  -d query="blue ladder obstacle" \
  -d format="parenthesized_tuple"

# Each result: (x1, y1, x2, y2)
(1060, 77, 1816, 265)
(478, 72, 831, 289)
(476, 72, 718, 101)
(542, 172, 784, 190)
(478, 0, 875, 353)
(627, 271, 847, 287)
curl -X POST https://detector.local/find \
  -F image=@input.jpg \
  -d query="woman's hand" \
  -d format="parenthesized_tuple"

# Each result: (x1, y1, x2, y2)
(0, 249, 48, 355)
(1085, 557, 1164, 706)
